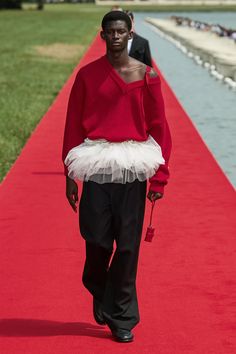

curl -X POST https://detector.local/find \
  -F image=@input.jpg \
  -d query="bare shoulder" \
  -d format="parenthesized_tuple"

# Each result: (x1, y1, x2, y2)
(129, 57, 146, 71)
(127, 57, 146, 79)
(129, 57, 145, 67)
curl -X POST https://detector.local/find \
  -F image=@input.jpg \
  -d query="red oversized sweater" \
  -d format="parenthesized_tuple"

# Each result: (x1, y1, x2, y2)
(62, 55, 172, 194)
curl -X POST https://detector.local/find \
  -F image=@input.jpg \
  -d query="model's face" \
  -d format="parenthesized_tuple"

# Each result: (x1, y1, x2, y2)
(101, 20, 132, 52)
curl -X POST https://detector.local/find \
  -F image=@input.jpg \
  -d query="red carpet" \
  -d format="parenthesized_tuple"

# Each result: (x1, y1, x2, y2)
(0, 34, 235, 354)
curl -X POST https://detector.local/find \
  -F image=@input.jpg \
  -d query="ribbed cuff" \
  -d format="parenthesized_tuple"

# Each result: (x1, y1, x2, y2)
(149, 182, 165, 195)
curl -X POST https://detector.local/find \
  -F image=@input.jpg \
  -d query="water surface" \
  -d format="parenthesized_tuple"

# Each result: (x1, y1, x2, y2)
(135, 12, 236, 187)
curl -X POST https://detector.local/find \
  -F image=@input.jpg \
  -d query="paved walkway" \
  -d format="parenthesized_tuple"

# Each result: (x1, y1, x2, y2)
(147, 18, 236, 81)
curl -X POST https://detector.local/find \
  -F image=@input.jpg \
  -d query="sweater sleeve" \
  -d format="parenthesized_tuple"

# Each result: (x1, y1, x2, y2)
(62, 70, 86, 176)
(144, 75, 172, 194)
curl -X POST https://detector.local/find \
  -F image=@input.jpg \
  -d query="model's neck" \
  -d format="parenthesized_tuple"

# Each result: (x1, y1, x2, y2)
(106, 51, 129, 69)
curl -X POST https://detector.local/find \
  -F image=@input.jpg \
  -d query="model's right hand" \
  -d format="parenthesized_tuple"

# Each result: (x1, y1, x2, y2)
(66, 176, 78, 212)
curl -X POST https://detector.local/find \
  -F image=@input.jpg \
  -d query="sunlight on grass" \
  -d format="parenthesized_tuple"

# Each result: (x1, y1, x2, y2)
(0, 4, 108, 181)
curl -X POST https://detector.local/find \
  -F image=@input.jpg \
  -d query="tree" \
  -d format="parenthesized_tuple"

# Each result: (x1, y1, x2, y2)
(37, 0, 44, 10)
(0, 0, 22, 9)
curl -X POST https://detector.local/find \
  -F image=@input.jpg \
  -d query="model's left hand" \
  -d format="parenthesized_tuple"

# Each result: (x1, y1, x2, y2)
(147, 191, 163, 202)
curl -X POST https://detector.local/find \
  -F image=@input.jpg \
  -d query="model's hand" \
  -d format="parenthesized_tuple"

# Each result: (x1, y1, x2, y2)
(147, 190, 163, 202)
(66, 176, 78, 212)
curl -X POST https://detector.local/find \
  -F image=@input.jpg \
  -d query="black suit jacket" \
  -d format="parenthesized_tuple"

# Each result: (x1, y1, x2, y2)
(129, 33, 152, 67)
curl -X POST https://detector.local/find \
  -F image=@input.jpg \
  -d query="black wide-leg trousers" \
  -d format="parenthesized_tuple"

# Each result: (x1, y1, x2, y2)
(79, 180, 147, 331)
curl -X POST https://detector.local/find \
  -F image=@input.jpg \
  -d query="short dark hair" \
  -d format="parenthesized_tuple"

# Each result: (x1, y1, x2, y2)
(101, 11, 132, 31)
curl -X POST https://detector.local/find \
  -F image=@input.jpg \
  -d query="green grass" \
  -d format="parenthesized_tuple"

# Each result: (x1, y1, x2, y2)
(0, 4, 110, 182)
(1, 3, 236, 181)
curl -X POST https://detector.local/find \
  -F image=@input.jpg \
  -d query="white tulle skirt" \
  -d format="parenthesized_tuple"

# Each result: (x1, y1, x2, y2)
(64, 135, 165, 184)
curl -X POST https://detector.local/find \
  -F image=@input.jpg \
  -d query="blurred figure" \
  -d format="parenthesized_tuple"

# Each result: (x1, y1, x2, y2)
(111, 5, 123, 11)
(172, 15, 236, 42)
(126, 11, 152, 67)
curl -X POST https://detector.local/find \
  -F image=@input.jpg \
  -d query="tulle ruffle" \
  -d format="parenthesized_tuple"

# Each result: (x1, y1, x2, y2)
(64, 136, 165, 184)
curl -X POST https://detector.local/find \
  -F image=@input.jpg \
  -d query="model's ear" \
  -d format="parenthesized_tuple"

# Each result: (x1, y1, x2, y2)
(128, 31, 133, 40)
(100, 31, 105, 40)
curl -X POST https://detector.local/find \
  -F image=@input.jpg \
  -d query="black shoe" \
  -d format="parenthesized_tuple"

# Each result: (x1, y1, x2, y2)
(112, 329, 134, 343)
(93, 298, 106, 325)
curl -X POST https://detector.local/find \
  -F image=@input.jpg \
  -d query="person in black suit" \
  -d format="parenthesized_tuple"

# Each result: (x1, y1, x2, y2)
(126, 11, 152, 67)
